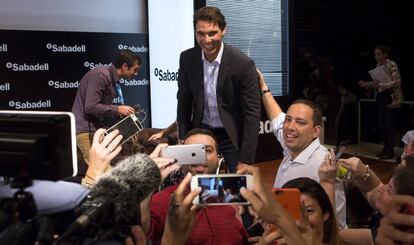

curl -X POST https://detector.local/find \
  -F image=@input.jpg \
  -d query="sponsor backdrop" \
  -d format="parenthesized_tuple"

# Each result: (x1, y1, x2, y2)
(148, 0, 194, 128)
(0, 30, 150, 127)
(0, 0, 283, 163)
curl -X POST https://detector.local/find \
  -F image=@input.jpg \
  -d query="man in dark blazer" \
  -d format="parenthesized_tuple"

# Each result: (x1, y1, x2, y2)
(177, 6, 261, 172)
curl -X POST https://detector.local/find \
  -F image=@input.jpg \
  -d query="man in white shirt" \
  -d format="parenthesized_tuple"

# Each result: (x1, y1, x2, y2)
(257, 69, 347, 229)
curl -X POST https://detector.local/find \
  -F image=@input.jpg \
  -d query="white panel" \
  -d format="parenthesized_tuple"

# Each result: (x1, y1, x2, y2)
(0, 0, 147, 33)
(148, 0, 194, 128)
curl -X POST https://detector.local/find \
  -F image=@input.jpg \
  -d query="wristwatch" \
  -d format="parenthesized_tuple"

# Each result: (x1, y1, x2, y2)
(261, 88, 271, 96)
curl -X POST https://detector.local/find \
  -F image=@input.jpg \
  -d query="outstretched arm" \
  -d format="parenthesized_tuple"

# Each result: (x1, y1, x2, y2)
(149, 122, 178, 141)
(257, 68, 282, 121)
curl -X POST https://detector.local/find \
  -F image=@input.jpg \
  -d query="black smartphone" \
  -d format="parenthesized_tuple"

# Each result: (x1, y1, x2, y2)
(247, 223, 264, 237)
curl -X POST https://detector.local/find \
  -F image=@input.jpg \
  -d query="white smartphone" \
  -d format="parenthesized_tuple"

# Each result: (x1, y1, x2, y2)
(161, 144, 206, 165)
(191, 174, 253, 206)
(105, 114, 142, 145)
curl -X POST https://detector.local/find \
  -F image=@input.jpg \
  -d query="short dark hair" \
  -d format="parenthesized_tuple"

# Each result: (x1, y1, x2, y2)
(193, 6, 226, 31)
(375, 45, 390, 56)
(291, 99, 323, 126)
(184, 128, 219, 150)
(113, 50, 141, 69)
(283, 178, 339, 244)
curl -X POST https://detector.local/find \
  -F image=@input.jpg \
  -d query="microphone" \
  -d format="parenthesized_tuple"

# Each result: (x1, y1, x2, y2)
(57, 153, 161, 242)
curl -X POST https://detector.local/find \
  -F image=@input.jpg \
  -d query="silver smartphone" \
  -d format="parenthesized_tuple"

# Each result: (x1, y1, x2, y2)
(104, 114, 141, 145)
(161, 144, 206, 165)
(191, 174, 253, 206)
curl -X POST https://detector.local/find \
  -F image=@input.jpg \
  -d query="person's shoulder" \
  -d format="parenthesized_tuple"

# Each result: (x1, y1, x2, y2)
(387, 59, 397, 65)
(153, 184, 178, 199)
(385, 59, 398, 68)
(181, 46, 200, 57)
(309, 140, 329, 161)
(316, 142, 329, 155)
(223, 43, 252, 62)
(83, 66, 110, 79)
(89, 65, 110, 73)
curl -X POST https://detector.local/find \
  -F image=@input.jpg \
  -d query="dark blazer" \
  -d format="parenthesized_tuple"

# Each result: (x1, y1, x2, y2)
(177, 44, 261, 163)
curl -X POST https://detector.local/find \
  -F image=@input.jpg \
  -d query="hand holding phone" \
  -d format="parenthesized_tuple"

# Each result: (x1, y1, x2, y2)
(335, 146, 346, 161)
(89, 128, 123, 176)
(335, 146, 349, 177)
(191, 174, 253, 206)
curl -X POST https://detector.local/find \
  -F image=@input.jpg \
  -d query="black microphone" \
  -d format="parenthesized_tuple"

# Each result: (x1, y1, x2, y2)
(56, 153, 161, 243)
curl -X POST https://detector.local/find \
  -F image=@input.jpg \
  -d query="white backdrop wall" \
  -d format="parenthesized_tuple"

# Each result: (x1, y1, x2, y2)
(148, 0, 194, 128)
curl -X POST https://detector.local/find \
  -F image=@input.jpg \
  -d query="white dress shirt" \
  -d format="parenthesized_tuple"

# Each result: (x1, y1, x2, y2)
(201, 42, 224, 128)
(271, 112, 347, 229)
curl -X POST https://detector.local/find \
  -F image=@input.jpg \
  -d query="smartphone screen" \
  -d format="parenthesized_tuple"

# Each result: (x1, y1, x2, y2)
(105, 114, 141, 145)
(198, 176, 247, 204)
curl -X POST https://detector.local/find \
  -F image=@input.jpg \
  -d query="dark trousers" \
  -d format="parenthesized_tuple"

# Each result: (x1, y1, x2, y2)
(201, 124, 240, 173)
(377, 92, 399, 154)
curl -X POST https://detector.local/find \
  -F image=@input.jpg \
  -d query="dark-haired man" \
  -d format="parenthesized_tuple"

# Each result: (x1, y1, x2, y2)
(72, 50, 141, 163)
(177, 6, 261, 172)
(257, 69, 347, 229)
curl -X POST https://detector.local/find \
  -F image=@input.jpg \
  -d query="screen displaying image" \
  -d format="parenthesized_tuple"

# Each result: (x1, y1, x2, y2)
(198, 176, 247, 204)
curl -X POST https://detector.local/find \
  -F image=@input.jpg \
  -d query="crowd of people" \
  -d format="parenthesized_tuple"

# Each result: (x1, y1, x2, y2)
(71, 5, 414, 245)
(1, 5, 412, 245)
(79, 123, 414, 244)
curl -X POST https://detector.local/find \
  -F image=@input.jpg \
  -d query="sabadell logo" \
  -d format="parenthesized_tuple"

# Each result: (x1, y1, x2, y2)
(48, 80, 79, 89)
(0, 82, 11, 91)
(6, 62, 49, 71)
(0, 44, 7, 52)
(118, 44, 148, 53)
(46, 43, 86, 52)
(83, 61, 112, 70)
(9, 100, 52, 109)
(119, 78, 149, 86)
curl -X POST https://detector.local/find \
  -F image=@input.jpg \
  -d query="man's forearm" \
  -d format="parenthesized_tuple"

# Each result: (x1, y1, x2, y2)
(355, 170, 381, 193)
(261, 92, 282, 121)
(163, 122, 178, 136)
(85, 102, 117, 118)
(319, 180, 335, 211)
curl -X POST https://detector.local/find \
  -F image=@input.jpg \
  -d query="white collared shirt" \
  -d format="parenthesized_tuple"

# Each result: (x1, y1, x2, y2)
(271, 112, 347, 229)
(201, 42, 224, 128)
